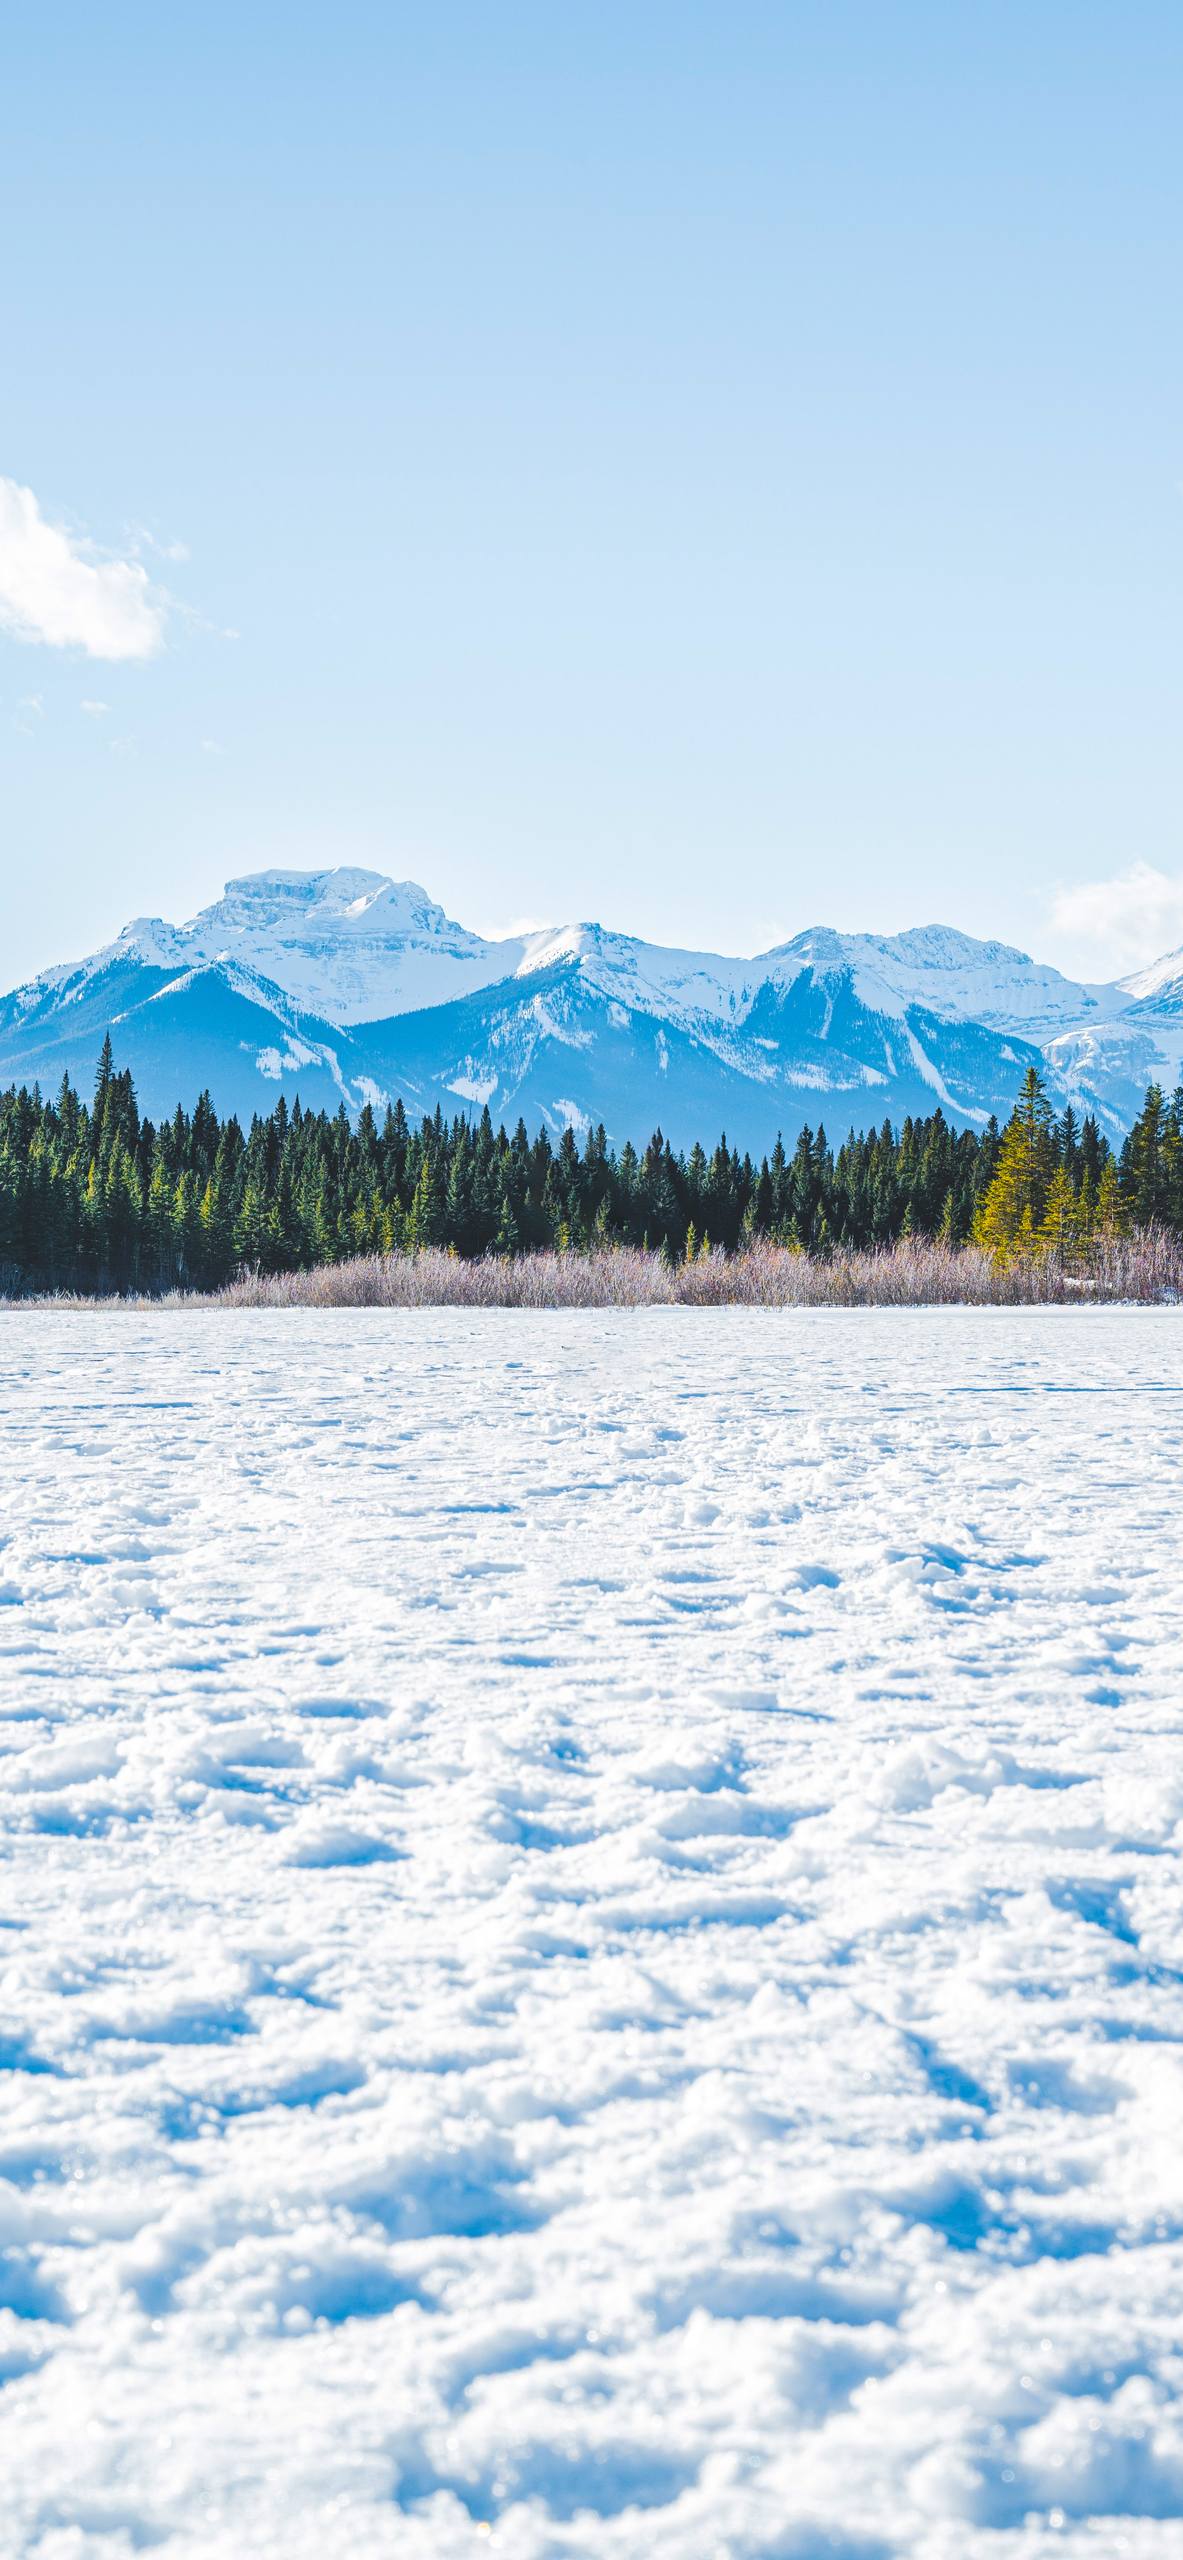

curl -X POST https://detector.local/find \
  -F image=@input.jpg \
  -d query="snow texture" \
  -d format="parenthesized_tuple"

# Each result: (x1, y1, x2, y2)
(1, 1307, 1181, 2559)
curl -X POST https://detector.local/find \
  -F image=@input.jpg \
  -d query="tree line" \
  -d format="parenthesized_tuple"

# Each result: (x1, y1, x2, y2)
(0, 1037, 1177, 1295)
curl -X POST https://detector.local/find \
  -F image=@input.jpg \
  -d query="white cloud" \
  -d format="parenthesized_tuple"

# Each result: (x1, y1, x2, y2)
(80, 697, 110, 716)
(129, 523, 190, 565)
(473, 912, 556, 943)
(1048, 862, 1183, 977)
(0, 477, 168, 660)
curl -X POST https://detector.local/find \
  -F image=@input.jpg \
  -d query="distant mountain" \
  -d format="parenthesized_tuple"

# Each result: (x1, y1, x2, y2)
(2, 865, 1179, 1146)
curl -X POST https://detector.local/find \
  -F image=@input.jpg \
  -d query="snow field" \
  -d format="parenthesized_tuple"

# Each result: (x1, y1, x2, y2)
(0, 1307, 1181, 2558)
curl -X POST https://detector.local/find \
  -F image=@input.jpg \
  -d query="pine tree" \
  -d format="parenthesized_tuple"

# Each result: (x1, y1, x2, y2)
(1077, 1167, 1097, 1243)
(1094, 1156, 1127, 1242)
(975, 1067, 1055, 1259)
(94, 1032, 115, 1111)
(1038, 1165, 1080, 1266)
(407, 1149, 447, 1249)
(494, 1195, 520, 1256)
(7, 1034, 1183, 1294)
(1123, 1083, 1171, 1225)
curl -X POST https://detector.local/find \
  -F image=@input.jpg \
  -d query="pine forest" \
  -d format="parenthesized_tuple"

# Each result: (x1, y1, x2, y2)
(1, 1041, 1180, 1298)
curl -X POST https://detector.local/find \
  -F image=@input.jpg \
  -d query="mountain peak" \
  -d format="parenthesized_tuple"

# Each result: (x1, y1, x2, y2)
(233, 864, 394, 894)
(213, 866, 451, 933)
(145, 867, 498, 1022)
(767, 920, 1106, 1036)
(225, 861, 389, 905)
(6, 862, 1183, 1144)
(1117, 946, 1183, 1007)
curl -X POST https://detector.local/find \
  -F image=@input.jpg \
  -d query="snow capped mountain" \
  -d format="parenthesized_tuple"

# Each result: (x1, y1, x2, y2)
(510, 920, 764, 1032)
(1117, 947, 1183, 1005)
(28, 867, 521, 1026)
(166, 868, 525, 1022)
(3, 863, 1182, 1144)
(771, 924, 1115, 1040)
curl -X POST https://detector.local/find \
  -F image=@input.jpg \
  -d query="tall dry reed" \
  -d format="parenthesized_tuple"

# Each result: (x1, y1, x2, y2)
(9, 1233, 1182, 1309)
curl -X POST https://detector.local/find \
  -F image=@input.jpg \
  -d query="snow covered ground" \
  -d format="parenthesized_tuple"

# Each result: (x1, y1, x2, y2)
(1, 1308, 1182, 2559)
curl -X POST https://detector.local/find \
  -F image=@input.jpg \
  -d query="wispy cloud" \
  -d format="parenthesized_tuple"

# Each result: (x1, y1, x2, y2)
(1049, 862, 1183, 976)
(0, 477, 170, 660)
(129, 523, 190, 565)
(473, 912, 556, 944)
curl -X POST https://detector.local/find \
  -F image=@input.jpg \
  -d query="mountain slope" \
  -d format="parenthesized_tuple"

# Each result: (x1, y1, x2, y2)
(0, 949, 358, 1124)
(3, 863, 1181, 1142)
(351, 957, 1058, 1154)
(140, 867, 524, 1022)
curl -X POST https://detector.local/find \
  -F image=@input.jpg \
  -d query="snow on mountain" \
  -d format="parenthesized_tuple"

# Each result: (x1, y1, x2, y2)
(165, 867, 522, 1021)
(29, 867, 521, 1026)
(0, 944, 358, 1126)
(504, 919, 1114, 1057)
(511, 920, 765, 1034)
(1042, 949, 1183, 1123)
(4, 863, 1183, 1140)
(1117, 944, 1183, 1005)
(773, 924, 1115, 1038)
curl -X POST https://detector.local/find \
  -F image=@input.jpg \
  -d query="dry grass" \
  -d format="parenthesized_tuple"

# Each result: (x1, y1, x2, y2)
(8, 1233, 1183, 1309)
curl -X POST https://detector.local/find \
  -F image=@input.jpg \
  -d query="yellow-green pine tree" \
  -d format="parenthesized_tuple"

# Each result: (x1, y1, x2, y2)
(974, 1067, 1055, 1259)
(1038, 1164, 1080, 1265)
(1094, 1156, 1127, 1242)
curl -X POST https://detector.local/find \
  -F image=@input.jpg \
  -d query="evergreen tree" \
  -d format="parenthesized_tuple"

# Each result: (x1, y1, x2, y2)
(975, 1068, 1056, 1259)
(1038, 1165, 1081, 1266)
(94, 1032, 115, 1113)
(1122, 1084, 1172, 1225)
(1094, 1156, 1127, 1242)
(0, 1041, 1170, 1296)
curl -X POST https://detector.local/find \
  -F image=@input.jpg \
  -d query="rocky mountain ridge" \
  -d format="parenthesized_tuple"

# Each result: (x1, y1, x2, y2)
(2, 865, 1176, 1146)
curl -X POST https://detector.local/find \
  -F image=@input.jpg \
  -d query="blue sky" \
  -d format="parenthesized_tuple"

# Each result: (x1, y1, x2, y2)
(2, 1, 1182, 985)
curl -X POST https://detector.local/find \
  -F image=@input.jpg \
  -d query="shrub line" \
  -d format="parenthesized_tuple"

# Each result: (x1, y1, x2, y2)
(7, 1234, 1182, 1310)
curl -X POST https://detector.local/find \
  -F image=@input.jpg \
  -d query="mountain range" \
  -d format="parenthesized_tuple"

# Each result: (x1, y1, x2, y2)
(2, 866, 1180, 1149)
